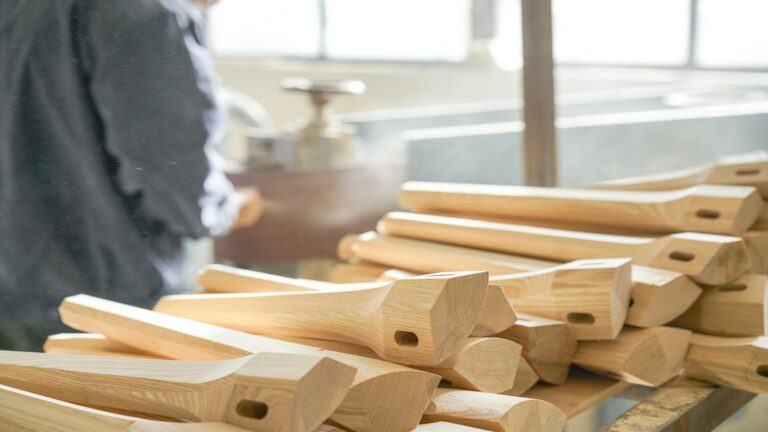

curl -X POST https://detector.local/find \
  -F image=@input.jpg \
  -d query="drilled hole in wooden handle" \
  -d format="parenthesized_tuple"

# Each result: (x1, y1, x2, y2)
(757, 365, 768, 378)
(439, 378, 454, 387)
(669, 251, 695, 262)
(394, 331, 419, 346)
(236, 400, 269, 420)
(736, 169, 760, 176)
(719, 284, 747, 292)
(566, 312, 595, 325)
(628, 297, 635, 308)
(695, 209, 720, 220)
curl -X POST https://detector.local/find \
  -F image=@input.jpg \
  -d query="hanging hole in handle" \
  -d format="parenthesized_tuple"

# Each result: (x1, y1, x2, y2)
(439, 378, 454, 387)
(567, 312, 595, 325)
(236, 400, 269, 420)
(669, 251, 695, 262)
(719, 284, 747, 292)
(695, 209, 720, 220)
(628, 297, 635, 308)
(757, 365, 768, 378)
(394, 331, 419, 346)
(736, 169, 760, 176)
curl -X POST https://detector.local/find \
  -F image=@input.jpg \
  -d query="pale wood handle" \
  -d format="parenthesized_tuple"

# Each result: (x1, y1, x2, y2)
(498, 313, 576, 385)
(377, 212, 751, 285)
(422, 388, 566, 432)
(281, 336, 522, 394)
(342, 232, 701, 328)
(58, 295, 442, 432)
(573, 327, 692, 387)
(157, 272, 489, 366)
(672, 274, 767, 337)
(591, 151, 768, 199)
(0, 350, 320, 428)
(0, 384, 248, 432)
(684, 334, 768, 393)
(400, 182, 763, 234)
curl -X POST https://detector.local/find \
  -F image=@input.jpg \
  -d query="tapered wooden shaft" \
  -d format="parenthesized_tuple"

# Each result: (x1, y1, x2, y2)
(342, 232, 698, 328)
(59, 295, 441, 432)
(278, 337, 521, 394)
(422, 388, 566, 432)
(672, 274, 767, 336)
(163, 271, 488, 366)
(378, 212, 751, 285)
(503, 358, 539, 396)
(0, 350, 352, 432)
(683, 334, 768, 393)
(44, 334, 155, 359)
(573, 327, 692, 387)
(684, 334, 768, 393)
(498, 313, 575, 385)
(592, 151, 768, 198)
(198, 265, 514, 338)
(0, 384, 250, 432)
(399, 182, 763, 235)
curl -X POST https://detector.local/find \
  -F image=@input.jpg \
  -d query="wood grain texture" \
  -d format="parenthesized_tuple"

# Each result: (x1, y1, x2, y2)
(161, 270, 488, 366)
(684, 334, 768, 393)
(0, 384, 250, 432)
(602, 383, 756, 432)
(276, 337, 521, 394)
(380, 273, 516, 337)
(377, 212, 752, 285)
(523, 367, 630, 419)
(744, 230, 768, 274)
(399, 182, 763, 235)
(498, 313, 575, 385)
(44, 334, 157, 359)
(491, 258, 631, 340)
(338, 234, 630, 340)
(423, 388, 565, 432)
(199, 265, 515, 338)
(573, 327, 692, 387)
(503, 358, 539, 396)
(0, 350, 353, 432)
(672, 274, 767, 336)
(592, 151, 768, 198)
(340, 232, 700, 328)
(59, 295, 441, 432)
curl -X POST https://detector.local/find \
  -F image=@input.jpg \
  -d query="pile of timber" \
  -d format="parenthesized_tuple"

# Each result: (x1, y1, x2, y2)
(2, 152, 767, 432)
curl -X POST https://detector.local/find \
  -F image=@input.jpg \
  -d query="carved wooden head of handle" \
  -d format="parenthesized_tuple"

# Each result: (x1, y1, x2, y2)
(377, 271, 489, 365)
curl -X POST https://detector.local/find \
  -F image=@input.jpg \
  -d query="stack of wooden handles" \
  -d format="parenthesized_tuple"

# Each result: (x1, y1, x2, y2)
(2, 152, 767, 432)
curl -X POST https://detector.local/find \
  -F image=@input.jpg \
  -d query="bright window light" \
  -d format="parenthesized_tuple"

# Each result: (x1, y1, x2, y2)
(696, 0, 768, 68)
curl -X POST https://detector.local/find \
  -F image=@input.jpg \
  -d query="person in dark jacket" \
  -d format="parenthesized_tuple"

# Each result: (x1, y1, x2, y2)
(0, 0, 252, 350)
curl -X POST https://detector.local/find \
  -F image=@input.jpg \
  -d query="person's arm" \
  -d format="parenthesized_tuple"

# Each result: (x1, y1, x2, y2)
(87, 4, 238, 238)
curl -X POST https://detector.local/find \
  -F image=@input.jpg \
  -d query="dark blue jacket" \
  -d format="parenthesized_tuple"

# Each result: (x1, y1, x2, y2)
(0, 0, 237, 324)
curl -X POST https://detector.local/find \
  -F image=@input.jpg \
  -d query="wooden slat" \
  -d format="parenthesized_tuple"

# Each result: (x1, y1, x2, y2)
(602, 384, 756, 432)
(524, 367, 630, 419)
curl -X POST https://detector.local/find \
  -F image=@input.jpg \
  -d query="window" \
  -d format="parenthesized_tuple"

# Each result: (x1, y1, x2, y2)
(207, 0, 469, 62)
(696, 0, 768, 68)
(207, 0, 321, 58)
(207, 0, 768, 70)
